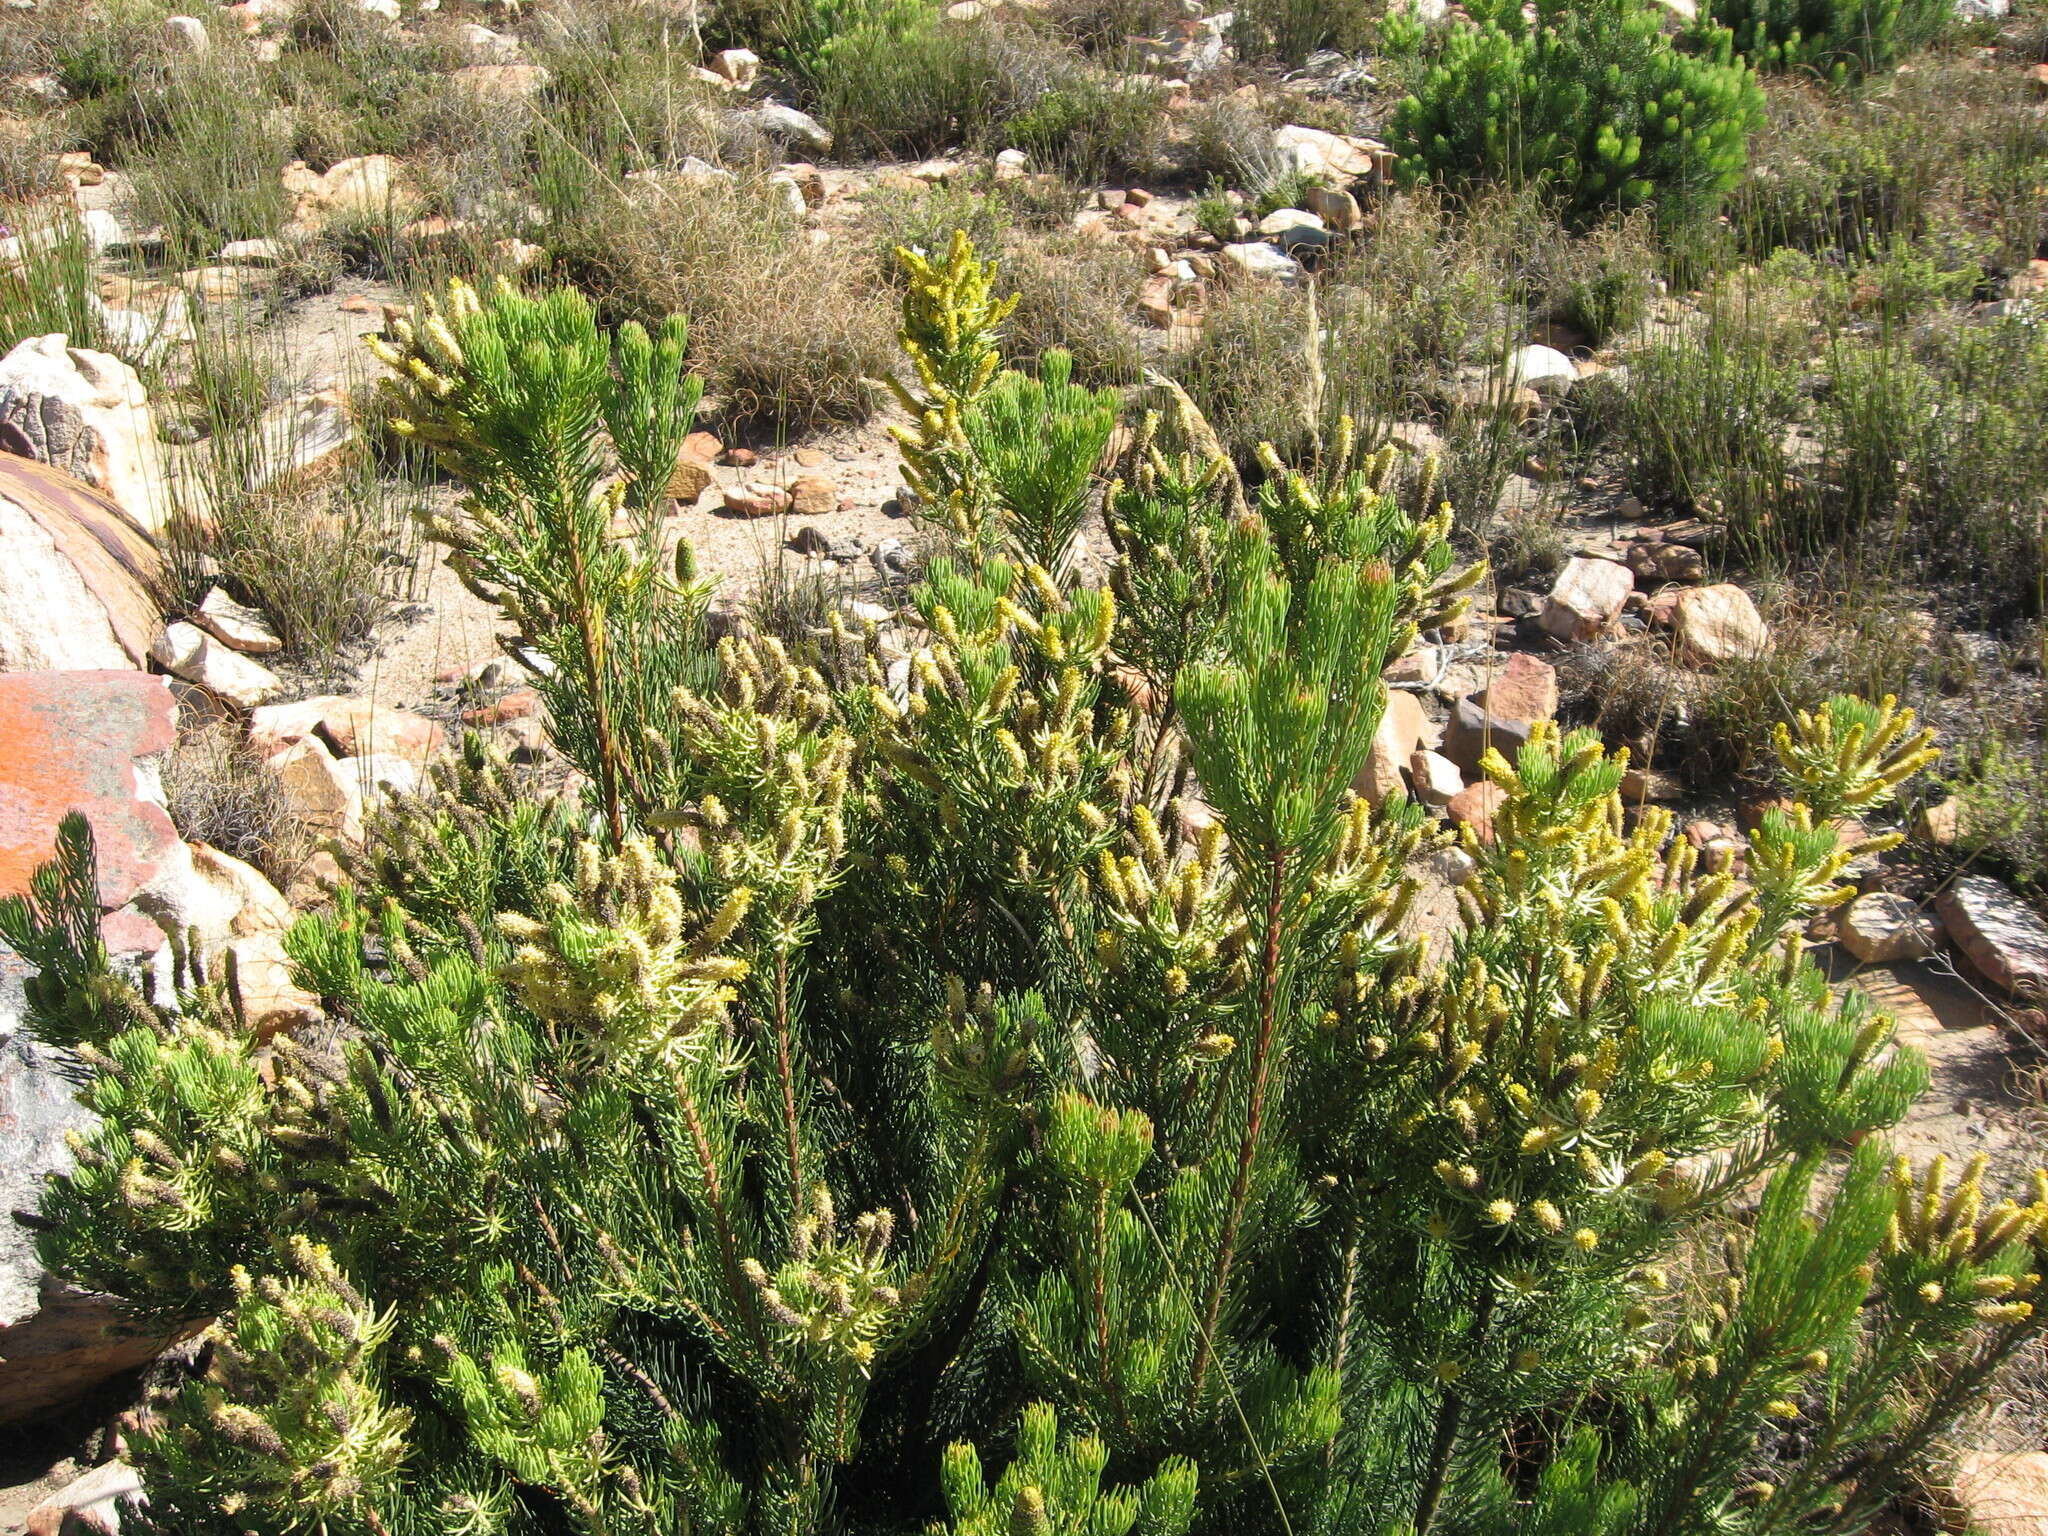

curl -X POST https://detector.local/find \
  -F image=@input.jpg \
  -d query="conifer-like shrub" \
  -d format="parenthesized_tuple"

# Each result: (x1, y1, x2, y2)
(1706, 0, 1951, 79)
(9, 239, 2047, 1536)
(1390, 0, 1764, 230)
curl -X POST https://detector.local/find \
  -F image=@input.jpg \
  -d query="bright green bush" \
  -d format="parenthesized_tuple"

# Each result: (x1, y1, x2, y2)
(13, 243, 2048, 1536)
(1706, 0, 1951, 79)
(1390, 0, 1764, 230)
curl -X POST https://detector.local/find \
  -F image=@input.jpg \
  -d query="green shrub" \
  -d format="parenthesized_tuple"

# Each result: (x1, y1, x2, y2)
(1937, 723, 2048, 894)
(534, 0, 730, 177)
(1230, 0, 1374, 64)
(1705, 0, 1951, 79)
(1391, 0, 1764, 231)
(22, 250, 2046, 1536)
(1001, 71, 1166, 182)
(0, 206, 108, 358)
(126, 58, 295, 252)
(812, 4, 1007, 156)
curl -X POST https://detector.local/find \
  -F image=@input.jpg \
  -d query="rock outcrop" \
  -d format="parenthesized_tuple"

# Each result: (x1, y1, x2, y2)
(0, 335, 172, 533)
(0, 454, 165, 673)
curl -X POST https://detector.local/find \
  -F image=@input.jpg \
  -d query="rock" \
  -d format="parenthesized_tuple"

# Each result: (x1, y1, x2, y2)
(1838, 892, 1941, 964)
(1447, 781, 1507, 844)
(1221, 241, 1303, 285)
(1303, 184, 1361, 233)
(450, 63, 550, 101)
(347, 752, 420, 809)
(216, 238, 283, 267)
(264, 737, 364, 845)
(1625, 540, 1705, 584)
(739, 103, 832, 153)
(0, 334, 173, 533)
(1256, 207, 1327, 249)
(1354, 689, 1427, 805)
(0, 670, 229, 964)
(1953, 1451, 2048, 1536)
(994, 148, 1030, 178)
(1938, 875, 2048, 999)
(163, 13, 209, 50)
(1, 989, 207, 1429)
(777, 162, 826, 206)
(224, 931, 321, 1036)
(1474, 651, 1557, 724)
(1672, 583, 1768, 665)
(1619, 766, 1682, 802)
(457, 21, 521, 60)
(284, 848, 345, 908)
(1271, 124, 1381, 182)
(723, 480, 792, 517)
(788, 473, 837, 517)
(0, 455, 165, 673)
(1441, 697, 1535, 774)
(872, 537, 913, 579)
(461, 687, 541, 726)
(148, 621, 281, 709)
(1540, 556, 1634, 642)
(667, 456, 715, 502)
(1400, 844, 1476, 951)
(188, 842, 292, 937)
(1914, 795, 1965, 847)
(280, 154, 410, 233)
(712, 47, 760, 86)
(22, 1458, 146, 1535)
(194, 586, 281, 654)
(683, 430, 723, 462)
(1505, 344, 1578, 398)
(1954, 0, 2008, 15)
(249, 695, 445, 764)
(1409, 749, 1463, 809)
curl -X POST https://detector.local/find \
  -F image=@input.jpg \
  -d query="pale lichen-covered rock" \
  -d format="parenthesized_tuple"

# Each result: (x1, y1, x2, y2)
(1939, 875, 2048, 999)
(1838, 892, 1941, 964)
(1673, 583, 1770, 664)
(1540, 557, 1633, 642)
(0, 334, 173, 532)
(149, 621, 283, 709)
(0, 454, 165, 673)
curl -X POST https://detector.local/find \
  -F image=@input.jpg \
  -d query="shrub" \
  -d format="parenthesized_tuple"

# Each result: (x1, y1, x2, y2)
(125, 57, 296, 252)
(1938, 723, 2048, 894)
(1000, 235, 1146, 387)
(534, 0, 731, 177)
(17, 252, 2040, 1536)
(1706, 0, 1952, 79)
(0, 206, 108, 358)
(1391, 0, 1764, 231)
(1230, 0, 1375, 64)
(1000, 71, 1166, 183)
(1601, 278, 1809, 555)
(812, 4, 1008, 157)
(861, 180, 1014, 285)
(558, 178, 892, 430)
(161, 719, 315, 886)
(0, 113, 65, 201)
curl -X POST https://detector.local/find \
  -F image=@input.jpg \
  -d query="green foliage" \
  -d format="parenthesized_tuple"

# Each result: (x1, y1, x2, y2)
(1390, 0, 1764, 231)
(1706, 0, 1951, 79)
(1772, 693, 1937, 821)
(1228, 0, 1375, 66)
(18, 236, 2043, 1536)
(937, 1403, 1197, 1536)
(963, 350, 1120, 572)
